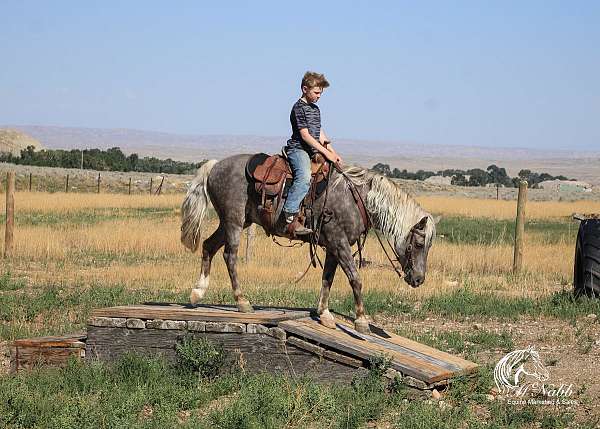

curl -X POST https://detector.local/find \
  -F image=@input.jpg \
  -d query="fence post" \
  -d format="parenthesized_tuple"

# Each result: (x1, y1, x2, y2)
(4, 172, 15, 258)
(128, 177, 132, 195)
(97, 173, 101, 193)
(65, 174, 69, 193)
(29, 173, 32, 191)
(245, 224, 256, 263)
(149, 177, 153, 195)
(513, 180, 528, 273)
(496, 184, 499, 200)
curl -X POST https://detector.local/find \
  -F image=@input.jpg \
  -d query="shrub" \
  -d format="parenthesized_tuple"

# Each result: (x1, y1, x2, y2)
(175, 335, 225, 378)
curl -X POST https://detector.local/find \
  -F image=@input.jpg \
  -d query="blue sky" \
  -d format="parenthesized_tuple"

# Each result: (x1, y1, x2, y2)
(1, 1, 599, 150)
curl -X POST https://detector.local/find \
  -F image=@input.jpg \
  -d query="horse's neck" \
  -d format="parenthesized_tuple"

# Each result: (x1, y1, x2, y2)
(514, 365, 526, 384)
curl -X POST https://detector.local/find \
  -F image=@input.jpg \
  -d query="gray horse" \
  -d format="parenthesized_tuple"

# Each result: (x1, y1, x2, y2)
(181, 154, 436, 334)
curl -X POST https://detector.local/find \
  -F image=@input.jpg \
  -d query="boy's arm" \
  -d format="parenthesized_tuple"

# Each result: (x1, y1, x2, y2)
(299, 128, 340, 164)
(319, 129, 343, 164)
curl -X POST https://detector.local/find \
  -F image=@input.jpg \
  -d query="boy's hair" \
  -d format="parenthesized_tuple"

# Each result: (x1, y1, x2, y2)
(301, 71, 330, 89)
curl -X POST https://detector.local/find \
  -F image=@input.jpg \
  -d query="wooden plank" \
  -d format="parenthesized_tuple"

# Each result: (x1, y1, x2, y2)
(13, 333, 86, 348)
(281, 319, 443, 382)
(333, 316, 477, 372)
(91, 304, 310, 324)
(86, 326, 360, 384)
(280, 318, 456, 383)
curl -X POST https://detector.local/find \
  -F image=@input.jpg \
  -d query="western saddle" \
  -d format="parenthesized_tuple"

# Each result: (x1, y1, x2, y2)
(245, 152, 330, 236)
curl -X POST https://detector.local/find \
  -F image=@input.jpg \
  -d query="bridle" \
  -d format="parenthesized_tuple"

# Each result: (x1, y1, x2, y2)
(375, 224, 425, 281)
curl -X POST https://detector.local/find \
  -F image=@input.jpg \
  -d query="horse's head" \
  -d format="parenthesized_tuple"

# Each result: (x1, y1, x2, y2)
(395, 216, 436, 288)
(521, 346, 550, 382)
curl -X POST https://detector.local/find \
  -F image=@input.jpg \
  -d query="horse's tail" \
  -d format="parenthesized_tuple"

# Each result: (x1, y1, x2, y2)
(181, 159, 218, 252)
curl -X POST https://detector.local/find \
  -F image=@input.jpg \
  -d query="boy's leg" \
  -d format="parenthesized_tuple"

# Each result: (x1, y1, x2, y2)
(282, 148, 312, 235)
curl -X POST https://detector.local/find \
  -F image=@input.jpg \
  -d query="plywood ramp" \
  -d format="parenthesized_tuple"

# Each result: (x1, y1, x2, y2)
(85, 303, 478, 388)
(280, 316, 478, 385)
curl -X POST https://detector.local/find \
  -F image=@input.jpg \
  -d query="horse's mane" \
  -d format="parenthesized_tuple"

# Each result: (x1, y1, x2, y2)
(333, 166, 435, 246)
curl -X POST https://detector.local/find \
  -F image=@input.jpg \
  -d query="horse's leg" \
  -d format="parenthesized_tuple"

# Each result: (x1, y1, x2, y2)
(223, 222, 254, 313)
(190, 224, 225, 305)
(336, 241, 370, 334)
(317, 252, 338, 329)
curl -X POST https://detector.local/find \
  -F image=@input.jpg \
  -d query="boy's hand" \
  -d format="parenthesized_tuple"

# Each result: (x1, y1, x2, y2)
(325, 150, 342, 166)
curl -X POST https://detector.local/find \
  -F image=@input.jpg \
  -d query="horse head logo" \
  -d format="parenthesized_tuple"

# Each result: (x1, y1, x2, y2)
(494, 345, 550, 394)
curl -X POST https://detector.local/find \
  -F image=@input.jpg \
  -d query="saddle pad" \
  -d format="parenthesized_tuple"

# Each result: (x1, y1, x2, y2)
(245, 153, 270, 181)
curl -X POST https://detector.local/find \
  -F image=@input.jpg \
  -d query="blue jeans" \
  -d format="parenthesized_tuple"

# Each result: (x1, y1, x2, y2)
(283, 147, 311, 214)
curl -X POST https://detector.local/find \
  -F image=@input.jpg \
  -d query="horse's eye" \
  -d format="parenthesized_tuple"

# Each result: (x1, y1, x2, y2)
(415, 242, 424, 249)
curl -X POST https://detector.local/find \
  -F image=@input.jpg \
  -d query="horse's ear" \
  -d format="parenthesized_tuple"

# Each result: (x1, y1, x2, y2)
(416, 216, 428, 230)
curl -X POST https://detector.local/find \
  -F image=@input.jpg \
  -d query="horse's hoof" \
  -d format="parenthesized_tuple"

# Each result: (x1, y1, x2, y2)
(354, 318, 371, 335)
(319, 312, 337, 329)
(189, 288, 204, 306)
(237, 300, 254, 313)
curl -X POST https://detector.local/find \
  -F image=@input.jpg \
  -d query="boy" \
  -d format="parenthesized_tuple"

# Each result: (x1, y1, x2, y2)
(280, 71, 343, 237)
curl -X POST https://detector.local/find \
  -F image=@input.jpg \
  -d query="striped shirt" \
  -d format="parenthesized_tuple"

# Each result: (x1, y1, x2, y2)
(286, 98, 321, 155)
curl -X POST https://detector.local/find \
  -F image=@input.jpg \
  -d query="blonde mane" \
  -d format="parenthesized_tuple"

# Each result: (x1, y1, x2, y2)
(334, 166, 435, 246)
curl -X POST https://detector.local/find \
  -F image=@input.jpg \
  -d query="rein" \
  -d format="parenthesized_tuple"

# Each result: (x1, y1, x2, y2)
(293, 166, 419, 283)
(338, 169, 421, 281)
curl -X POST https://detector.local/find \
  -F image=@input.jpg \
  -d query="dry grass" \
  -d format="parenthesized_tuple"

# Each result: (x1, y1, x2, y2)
(0, 192, 580, 311)
(1, 191, 181, 213)
(4, 220, 572, 303)
(416, 196, 600, 219)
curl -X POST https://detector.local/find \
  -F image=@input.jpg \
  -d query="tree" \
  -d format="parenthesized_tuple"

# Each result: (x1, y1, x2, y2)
(372, 163, 391, 176)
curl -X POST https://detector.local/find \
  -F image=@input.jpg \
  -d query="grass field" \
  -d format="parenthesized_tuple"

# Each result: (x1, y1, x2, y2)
(1, 192, 599, 428)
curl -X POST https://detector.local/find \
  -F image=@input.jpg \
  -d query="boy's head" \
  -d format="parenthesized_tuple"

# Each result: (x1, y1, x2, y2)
(301, 71, 329, 104)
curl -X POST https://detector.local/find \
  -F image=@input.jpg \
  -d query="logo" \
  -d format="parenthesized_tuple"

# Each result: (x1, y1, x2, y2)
(493, 345, 576, 406)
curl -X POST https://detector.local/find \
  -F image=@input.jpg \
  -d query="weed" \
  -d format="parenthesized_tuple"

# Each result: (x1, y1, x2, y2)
(0, 271, 25, 291)
(175, 335, 225, 378)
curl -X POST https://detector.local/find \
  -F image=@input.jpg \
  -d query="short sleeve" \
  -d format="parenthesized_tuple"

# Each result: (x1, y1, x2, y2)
(293, 104, 309, 130)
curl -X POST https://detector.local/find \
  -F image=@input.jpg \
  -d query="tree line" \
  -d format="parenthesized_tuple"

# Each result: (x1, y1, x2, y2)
(0, 146, 204, 174)
(371, 163, 572, 188)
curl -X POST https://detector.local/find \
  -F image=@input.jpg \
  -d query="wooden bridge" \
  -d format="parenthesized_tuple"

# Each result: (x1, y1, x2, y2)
(13, 303, 478, 389)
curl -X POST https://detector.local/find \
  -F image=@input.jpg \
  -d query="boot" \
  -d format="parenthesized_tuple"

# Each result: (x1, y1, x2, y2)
(278, 212, 313, 238)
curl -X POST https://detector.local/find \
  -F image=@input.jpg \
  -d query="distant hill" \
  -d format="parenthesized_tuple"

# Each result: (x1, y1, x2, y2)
(4, 125, 600, 184)
(0, 128, 44, 156)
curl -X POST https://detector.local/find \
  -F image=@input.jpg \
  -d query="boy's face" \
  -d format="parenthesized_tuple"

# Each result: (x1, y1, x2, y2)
(302, 86, 323, 103)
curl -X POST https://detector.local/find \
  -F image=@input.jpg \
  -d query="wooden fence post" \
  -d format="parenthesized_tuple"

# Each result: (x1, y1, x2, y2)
(513, 180, 528, 273)
(4, 172, 15, 258)
(155, 176, 165, 195)
(245, 224, 256, 262)
(29, 173, 32, 191)
(65, 174, 69, 193)
(128, 178, 132, 195)
(496, 184, 499, 200)
(149, 177, 153, 195)
(97, 173, 101, 193)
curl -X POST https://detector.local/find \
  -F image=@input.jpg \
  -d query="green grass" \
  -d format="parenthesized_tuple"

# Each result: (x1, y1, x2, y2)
(0, 353, 580, 429)
(395, 327, 514, 359)
(0, 281, 186, 340)
(0, 207, 177, 227)
(421, 286, 600, 321)
(435, 216, 578, 245)
(2, 269, 598, 341)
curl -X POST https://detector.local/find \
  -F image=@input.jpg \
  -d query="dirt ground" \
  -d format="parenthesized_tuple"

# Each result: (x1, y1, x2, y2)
(374, 312, 600, 424)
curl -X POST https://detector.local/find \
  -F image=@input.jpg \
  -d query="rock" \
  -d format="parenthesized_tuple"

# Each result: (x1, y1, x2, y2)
(205, 322, 245, 333)
(486, 394, 495, 401)
(267, 327, 286, 340)
(89, 317, 126, 328)
(431, 389, 441, 400)
(125, 318, 145, 329)
(187, 321, 206, 332)
(473, 323, 483, 330)
(586, 314, 597, 321)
